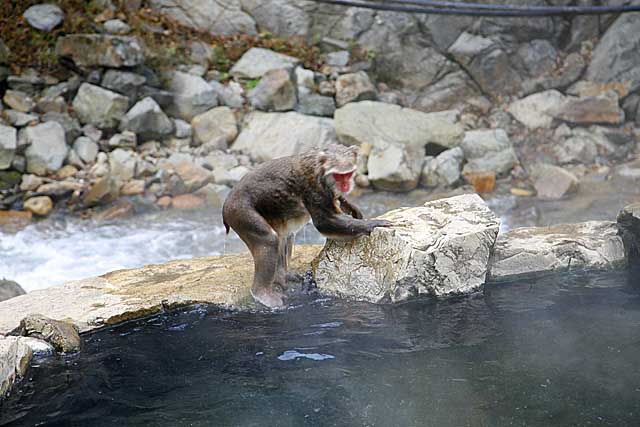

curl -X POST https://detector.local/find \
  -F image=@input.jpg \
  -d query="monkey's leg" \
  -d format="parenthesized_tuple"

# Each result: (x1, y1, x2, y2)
(230, 212, 286, 308)
(284, 234, 303, 284)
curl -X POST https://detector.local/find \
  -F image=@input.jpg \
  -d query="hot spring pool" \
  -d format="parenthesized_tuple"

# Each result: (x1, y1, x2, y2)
(2, 268, 640, 426)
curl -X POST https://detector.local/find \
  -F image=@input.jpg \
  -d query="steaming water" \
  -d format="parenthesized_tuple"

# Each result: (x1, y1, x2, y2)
(2, 268, 639, 426)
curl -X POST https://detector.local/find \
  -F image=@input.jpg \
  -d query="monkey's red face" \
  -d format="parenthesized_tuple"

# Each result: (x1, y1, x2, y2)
(331, 170, 355, 194)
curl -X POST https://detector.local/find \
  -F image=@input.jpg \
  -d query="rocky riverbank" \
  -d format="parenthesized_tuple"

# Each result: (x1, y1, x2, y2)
(1, 1, 639, 225)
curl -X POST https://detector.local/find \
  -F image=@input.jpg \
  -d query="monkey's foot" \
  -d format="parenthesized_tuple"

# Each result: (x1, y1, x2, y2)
(250, 287, 286, 308)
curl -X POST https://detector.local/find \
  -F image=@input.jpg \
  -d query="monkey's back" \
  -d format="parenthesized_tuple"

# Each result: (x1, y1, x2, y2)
(223, 155, 314, 227)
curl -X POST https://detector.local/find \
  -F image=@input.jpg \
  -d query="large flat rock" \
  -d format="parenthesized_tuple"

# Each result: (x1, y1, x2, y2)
(313, 194, 500, 303)
(488, 221, 626, 282)
(0, 246, 320, 335)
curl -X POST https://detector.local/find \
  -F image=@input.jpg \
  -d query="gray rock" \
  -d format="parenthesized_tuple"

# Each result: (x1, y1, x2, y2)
(517, 39, 557, 77)
(20, 174, 44, 191)
(3, 90, 35, 112)
(420, 147, 464, 188)
(213, 165, 250, 186)
(460, 129, 519, 176)
(72, 83, 129, 129)
(614, 160, 640, 181)
(104, 19, 131, 35)
(23, 4, 64, 32)
(82, 124, 102, 143)
(109, 148, 138, 183)
(409, 71, 479, 113)
(507, 90, 565, 129)
(0, 336, 32, 396)
(553, 132, 600, 165)
(148, 0, 256, 36)
(314, 194, 500, 303)
(520, 53, 586, 96)
(231, 111, 337, 162)
(586, 12, 640, 93)
(108, 131, 137, 149)
(230, 48, 299, 79)
(119, 97, 174, 141)
(241, 0, 310, 37)
(17, 314, 81, 353)
(138, 86, 173, 109)
(326, 50, 350, 67)
(168, 71, 218, 121)
(73, 137, 99, 164)
(295, 66, 315, 90)
(367, 141, 424, 191)
(0, 124, 17, 170)
(169, 161, 213, 192)
(208, 81, 244, 109)
(248, 68, 296, 112)
(448, 32, 522, 95)
(202, 150, 238, 172)
(189, 40, 214, 65)
(198, 183, 231, 208)
(617, 203, 640, 262)
(174, 119, 192, 139)
(101, 70, 146, 99)
(551, 94, 625, 126)
(191, 106, 237, 147)
(335, 101, 464, 150)
(295, 91, 336, 117)
(4, 110, 38, 127)
(24, 122, 69, 175)
(0, 279, 25, 303)
(55, 35, 145, 68)
(530, 163, 579, 200)
(335, 71, 376, 107)
(42, 112, 81, 143)
(488, 221, 626, 282)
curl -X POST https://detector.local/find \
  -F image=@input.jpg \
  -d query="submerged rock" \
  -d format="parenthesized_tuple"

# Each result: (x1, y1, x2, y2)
(0, 336, 32, 396)
(460, 129, 519, 176)
(488, 221, 626, 282)
(617, 203, 640, 262)
(530, 163, 578, 200)
(17, 314, 81, 354)
(0, 279, 26, 303)
(313, 194, 500, 303)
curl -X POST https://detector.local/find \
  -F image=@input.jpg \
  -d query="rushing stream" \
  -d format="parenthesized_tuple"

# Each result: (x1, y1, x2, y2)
(1, 268, 640, 426)
(1, 177, 639, 292)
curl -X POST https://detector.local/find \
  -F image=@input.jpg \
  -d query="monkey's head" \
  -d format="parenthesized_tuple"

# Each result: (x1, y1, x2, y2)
(319, 144, 359, 195)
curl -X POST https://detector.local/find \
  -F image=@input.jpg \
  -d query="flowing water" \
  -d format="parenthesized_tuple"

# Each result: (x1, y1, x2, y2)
(1, 268, 640, 426)
(2, 177, 639, 292)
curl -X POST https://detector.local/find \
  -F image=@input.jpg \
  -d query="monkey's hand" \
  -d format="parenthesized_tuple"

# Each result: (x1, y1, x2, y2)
(338, 196, 364, 219)
(365, 219, 393, 234)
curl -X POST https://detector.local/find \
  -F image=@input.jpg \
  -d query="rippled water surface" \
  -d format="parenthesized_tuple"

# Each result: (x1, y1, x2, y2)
(2, 269, 640, 426)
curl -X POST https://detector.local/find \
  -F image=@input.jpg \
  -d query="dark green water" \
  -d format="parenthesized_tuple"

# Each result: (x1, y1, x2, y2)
(2, 268, 640, 427)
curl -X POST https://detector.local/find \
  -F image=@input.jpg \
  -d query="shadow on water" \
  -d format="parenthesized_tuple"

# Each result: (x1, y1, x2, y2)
(2, 266, 640, 427)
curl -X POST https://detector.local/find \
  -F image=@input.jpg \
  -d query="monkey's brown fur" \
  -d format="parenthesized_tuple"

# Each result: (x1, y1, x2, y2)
(222, 144, 391, 308)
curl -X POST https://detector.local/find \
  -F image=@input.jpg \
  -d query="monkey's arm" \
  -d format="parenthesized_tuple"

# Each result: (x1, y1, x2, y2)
(338, 196, 364, 219)
(310, 210, 391, 241)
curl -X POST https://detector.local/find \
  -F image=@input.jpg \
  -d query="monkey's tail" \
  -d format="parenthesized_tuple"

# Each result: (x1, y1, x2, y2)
(223, 219, 230, 235)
